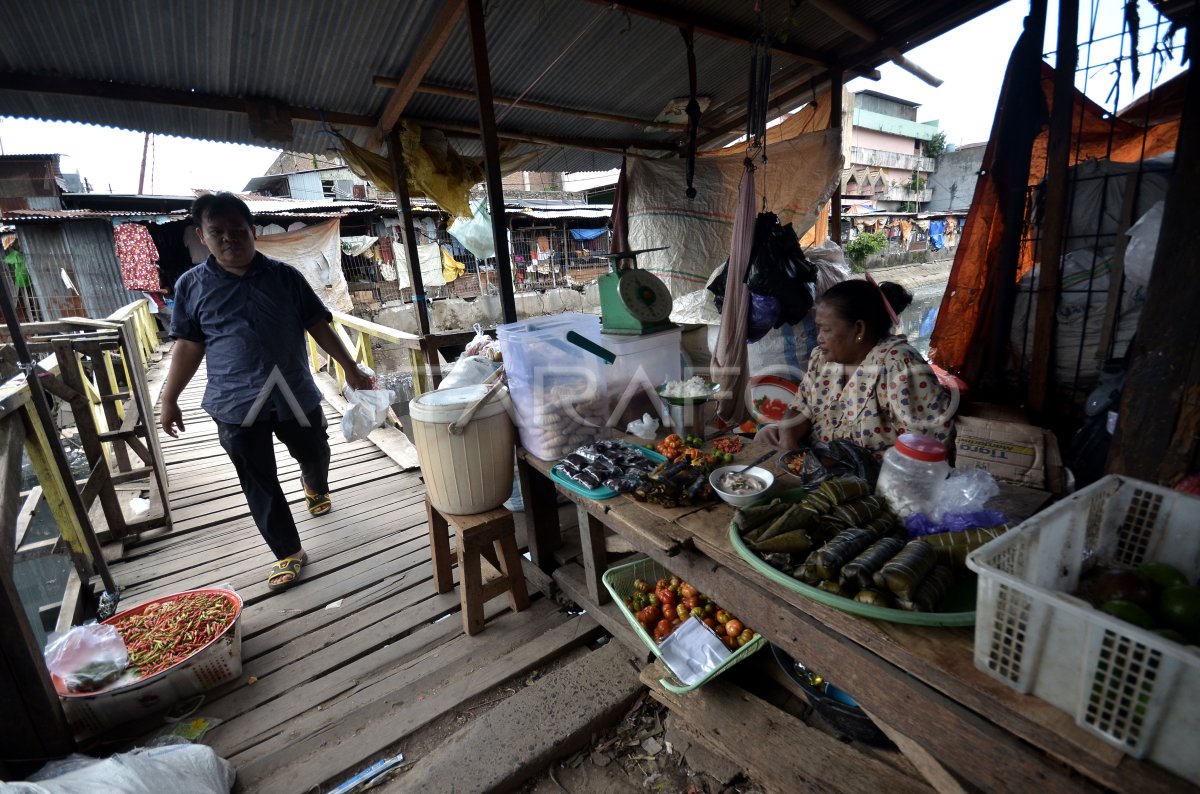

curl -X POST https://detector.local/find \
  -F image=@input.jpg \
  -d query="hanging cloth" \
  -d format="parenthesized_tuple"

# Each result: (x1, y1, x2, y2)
(113, 223, 161, 291)
(713, 161, 757, 424)
(610, 157, 629, 254)
(4, 248, 30, 288)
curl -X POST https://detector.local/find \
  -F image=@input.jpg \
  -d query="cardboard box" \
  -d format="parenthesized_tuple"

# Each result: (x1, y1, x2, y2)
(954, 415, 1048, 489)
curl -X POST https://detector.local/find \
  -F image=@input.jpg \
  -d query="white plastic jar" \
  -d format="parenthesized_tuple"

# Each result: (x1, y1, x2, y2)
(875, 433, 951, 519)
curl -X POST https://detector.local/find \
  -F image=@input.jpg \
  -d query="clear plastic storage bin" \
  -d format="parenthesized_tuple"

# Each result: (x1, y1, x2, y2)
(498, 313, 609, 460)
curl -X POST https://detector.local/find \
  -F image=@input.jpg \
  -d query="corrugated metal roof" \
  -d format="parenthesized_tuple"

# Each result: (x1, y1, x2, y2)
(0, 0, 1005, 166)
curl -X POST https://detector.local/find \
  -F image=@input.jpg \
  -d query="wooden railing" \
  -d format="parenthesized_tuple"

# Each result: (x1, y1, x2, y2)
(307, 310, 429, 396)
(1, 299, 167, 761)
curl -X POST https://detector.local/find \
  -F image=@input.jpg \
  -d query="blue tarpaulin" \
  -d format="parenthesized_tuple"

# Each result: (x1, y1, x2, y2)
(928, 220, 946, 251)
(569, 227, 608, 241)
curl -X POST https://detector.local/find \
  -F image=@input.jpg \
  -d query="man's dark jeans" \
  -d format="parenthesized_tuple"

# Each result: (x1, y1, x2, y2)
(216, 407, 330, 560)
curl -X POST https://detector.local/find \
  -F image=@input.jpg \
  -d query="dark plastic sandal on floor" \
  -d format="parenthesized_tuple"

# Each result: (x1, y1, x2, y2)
(302, 478, 332, 516)
(268, 551, 307, 590)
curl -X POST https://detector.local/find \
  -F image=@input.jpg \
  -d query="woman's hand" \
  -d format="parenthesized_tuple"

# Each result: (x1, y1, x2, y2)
(755, 410, 812, 451)
(755, 423, 783, 449)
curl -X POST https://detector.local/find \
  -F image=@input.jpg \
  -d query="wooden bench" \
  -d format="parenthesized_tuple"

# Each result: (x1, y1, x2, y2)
(426, 500, 531, 635)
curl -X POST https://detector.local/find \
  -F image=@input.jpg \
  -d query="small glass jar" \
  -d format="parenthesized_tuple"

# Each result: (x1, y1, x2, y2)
(875, 433, 951, 518)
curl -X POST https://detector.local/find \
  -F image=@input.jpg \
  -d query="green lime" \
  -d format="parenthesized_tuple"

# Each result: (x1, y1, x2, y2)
(1159, 585, 1200, 635)
(1137, 562, 1190, 590)
(1101, 600, 1155, 629)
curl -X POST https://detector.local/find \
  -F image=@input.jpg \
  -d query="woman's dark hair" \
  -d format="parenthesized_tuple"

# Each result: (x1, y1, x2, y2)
(818, 279, 913, 341)
(191, 191, 253, 228)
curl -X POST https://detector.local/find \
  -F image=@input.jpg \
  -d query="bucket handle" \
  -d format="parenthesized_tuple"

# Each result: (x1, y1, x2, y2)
(449, 376, 505, 435)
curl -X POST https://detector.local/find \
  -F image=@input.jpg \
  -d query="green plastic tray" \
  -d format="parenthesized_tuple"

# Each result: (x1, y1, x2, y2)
(550, 445, 666, 501)
(728, 523, 976, 627)
(601, 556, 764, 694)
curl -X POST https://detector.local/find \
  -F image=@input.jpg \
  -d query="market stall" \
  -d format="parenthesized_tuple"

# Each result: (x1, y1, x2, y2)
(514, 436, 1191, 793)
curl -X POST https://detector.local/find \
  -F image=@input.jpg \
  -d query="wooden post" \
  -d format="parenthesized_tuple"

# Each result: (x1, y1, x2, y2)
(1, 414, 75, 771)
(386, 127, 435, 388)
(1108, 5, 1200, 483)
(467, 0, 518, 324)
(829, 67, 844, 244)
(1027, 0, 1078, 418)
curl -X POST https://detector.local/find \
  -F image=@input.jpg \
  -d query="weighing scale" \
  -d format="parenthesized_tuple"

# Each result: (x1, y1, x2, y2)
(599, 247, 675, 335)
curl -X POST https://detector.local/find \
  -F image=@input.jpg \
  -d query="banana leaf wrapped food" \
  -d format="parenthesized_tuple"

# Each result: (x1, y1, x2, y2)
(735, 499, 791, 542)
(815, 476, 872, 506)
(752, 528, 814, 554)
(793, 557, 823, 585)
(817, 579, 844, 595)
(877, 540, 937, 601)
(813, 527, 877, 581)
(863, 513, 898, 538)
(898, 564, 955, 612)
(756, 498, 829, 543)
(854, 588, 893, 607)
(814, 495, 884, 540)
(839, 536, 906, 593)
(921, 527, 1007, 569)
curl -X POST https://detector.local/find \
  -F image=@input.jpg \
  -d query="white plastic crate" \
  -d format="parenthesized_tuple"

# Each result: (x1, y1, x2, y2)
(966, 476, 1200, 783)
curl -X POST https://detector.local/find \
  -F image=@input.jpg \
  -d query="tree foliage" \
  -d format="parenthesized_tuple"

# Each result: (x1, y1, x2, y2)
(924, 131, 947, 159)
(844, 230, 888, 271)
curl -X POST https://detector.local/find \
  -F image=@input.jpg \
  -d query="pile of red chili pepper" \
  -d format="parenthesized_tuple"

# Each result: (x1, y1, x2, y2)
(110, 592, 237, 680)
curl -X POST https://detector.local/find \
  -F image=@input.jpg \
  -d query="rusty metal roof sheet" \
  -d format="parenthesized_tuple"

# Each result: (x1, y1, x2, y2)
(0, 0, 1006, 169)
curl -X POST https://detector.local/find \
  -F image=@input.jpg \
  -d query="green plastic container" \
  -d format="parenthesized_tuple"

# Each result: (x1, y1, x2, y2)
(601, 556, 764, 694)
(728, 524, 976, 627)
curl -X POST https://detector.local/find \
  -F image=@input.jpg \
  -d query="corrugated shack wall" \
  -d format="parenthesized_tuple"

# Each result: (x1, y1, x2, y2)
(18, 221, 135, 319)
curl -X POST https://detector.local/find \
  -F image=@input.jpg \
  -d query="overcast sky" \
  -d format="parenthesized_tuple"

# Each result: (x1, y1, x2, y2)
(0, 0, 1181, 196)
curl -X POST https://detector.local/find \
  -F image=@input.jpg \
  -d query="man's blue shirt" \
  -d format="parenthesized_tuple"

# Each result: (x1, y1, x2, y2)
(170, 253, 331, 424)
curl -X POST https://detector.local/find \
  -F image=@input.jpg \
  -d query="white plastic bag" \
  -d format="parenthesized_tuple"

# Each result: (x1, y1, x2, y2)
(439, 355, 499, 391)
(930, 468, 1000, 523)
(15, 743, 235, 794)
(626, 412, 660, 439)
(448, 198, 496, 260)
(341, 369, 397, 442)
(43, 623, 128, 693)
(1123, 199, 1163, 287)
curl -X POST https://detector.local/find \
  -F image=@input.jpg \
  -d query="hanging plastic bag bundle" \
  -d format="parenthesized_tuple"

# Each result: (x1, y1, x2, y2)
(341, 366, 397, 442)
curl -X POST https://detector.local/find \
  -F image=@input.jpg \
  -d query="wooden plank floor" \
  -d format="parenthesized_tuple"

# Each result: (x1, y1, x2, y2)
(104, 360, 590, 793)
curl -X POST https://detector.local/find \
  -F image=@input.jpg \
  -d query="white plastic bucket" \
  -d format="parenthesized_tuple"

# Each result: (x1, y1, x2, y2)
(409, 385, 515, 515)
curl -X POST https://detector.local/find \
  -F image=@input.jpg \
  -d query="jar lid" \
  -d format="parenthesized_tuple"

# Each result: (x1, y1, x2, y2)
(893, 433, 947, 463)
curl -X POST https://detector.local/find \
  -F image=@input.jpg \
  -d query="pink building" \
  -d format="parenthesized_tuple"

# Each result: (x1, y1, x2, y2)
(843, 90, 939, 211)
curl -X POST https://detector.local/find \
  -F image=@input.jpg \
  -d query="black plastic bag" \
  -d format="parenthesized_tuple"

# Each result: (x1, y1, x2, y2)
(707, 261, 728, 312)
(747, 293, 781, 342)
(793, 440, 881, 488)
(744, 212, 818, 327)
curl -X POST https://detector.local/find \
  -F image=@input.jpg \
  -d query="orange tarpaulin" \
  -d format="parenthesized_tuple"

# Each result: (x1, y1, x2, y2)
(929, 63, 1180, 382)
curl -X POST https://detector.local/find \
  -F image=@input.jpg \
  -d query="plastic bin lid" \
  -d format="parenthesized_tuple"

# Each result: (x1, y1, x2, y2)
(894, 433, 948, 462)
(410, 384, 509, 423)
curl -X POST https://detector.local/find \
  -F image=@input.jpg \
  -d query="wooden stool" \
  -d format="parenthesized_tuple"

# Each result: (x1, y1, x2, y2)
(426, 499, 531, 635)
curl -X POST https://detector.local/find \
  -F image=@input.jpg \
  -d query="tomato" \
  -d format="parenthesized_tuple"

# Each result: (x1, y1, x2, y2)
(703, 603, 716, 617)
(632, 578, 650, 594)
(676, 604, 690, 622)
(715, 610, 731, 624)
(737, 629, 754, 647)
(690, 607, 705, 619)
(656, 588, 676, 608)
(681, 595, 701, 611)
(655, 578, 669, 592)
(725, 620, 744, 637)
(637, 605, 661, 627)
(703, 617, 717, 629)
(646, 592, 659, 607)
(669, 576, 682, 589)
(653, 619, 674, 642)
(679, 583, 698, 600)
(631, 592, 647, 611)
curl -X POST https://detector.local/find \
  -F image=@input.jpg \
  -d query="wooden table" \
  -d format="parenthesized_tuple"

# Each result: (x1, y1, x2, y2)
(517, 437, 1191, 794)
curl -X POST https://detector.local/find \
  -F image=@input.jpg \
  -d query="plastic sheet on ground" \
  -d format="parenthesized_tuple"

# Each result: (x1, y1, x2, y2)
(7, 744, 234, 794)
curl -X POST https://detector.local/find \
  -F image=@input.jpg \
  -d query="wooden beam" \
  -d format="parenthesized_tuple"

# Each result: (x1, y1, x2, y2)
(0, 72, 377, 130)
(378, 78, 690, 132)
(406, 115, 676, 153)
(804, 0, 943, 87)
(829, 68, 844, 244)
(1027, 0, 1078, 418)
(13, 486, 42, 552)
(587, 0, 828, 66)
(373, 0, 468, 141)
(1108, 3, 1200, 484)
(387, 128, 433, 341)
(467, 0, 518, 324)
(0, 419, 25, 557)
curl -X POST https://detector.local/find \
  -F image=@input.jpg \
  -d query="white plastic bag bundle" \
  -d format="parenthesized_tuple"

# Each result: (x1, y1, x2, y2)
(439, 355, 499, 391)
(1123, 200, 1163, 287)
(341, 367, 397, 442)
(43, 623, 128, 693)
(448, 198, 496, 260)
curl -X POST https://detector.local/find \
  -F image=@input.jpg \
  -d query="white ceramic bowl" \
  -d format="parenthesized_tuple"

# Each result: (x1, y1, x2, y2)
(709, 465, 775, 508)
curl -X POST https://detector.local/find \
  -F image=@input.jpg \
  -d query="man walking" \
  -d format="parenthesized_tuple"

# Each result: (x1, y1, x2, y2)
(161, 192, 373, 590)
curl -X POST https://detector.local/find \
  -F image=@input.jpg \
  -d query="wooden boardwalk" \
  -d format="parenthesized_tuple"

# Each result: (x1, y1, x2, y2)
(105, 359, 595, 793)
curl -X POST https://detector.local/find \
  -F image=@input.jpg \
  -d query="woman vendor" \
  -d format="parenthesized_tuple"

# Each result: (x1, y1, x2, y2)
(757, 279, 955, 457)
